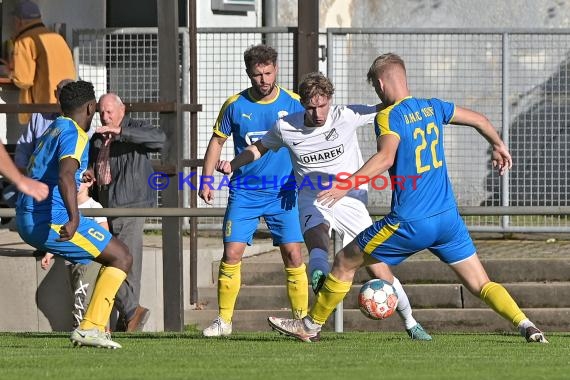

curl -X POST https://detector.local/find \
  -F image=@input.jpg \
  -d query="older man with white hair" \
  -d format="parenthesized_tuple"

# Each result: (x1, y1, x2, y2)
(90, 93, 166, 332)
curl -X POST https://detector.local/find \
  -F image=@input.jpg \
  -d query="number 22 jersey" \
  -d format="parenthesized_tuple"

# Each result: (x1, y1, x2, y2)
(376, 96, 457, 221)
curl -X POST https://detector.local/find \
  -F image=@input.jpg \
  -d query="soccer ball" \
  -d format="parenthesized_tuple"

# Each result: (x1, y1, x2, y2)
(358, 279, 399, 320)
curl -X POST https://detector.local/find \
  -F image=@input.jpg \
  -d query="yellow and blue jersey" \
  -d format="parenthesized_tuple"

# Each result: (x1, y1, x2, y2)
(214, 86, 304, 194)
(375, 96, 457, 221)
(356, 97, 475, 265)
(18, 116, 89, 223)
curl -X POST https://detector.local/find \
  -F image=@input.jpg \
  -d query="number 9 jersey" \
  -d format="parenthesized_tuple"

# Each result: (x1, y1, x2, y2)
(375, 96, 457, 221)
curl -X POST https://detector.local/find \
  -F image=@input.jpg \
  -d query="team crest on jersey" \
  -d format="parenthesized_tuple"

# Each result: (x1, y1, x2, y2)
(277, 110, 289, 119)
(245, 131, 267, 145)
(325, 128, 338, 141)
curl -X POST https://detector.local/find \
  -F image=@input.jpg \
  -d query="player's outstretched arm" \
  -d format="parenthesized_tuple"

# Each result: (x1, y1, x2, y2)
(199, 134, 227, 205)
(15, 176, 49, 202)
(225, 140, 268, 173)
(0, 143, 48, 202)
(451, 106, 512, 176)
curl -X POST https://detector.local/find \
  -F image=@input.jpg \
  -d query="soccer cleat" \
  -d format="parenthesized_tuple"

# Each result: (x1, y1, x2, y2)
(70, 328, 122, 349)
(126, 306, 150, 332)
(268, 316, 321, 343)
(523, 326, 549, 343)
(311, 270, 326, 295)
(406, 323, 432, 341)
(203, 316, 232, 337)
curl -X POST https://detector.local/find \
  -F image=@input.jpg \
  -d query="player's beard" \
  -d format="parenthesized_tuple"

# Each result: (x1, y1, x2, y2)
(254, 82, 276, 98)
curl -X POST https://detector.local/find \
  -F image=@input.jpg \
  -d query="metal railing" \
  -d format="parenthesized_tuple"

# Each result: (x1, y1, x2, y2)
(3, 206, 570, 232)
(4, 27, 569, 235)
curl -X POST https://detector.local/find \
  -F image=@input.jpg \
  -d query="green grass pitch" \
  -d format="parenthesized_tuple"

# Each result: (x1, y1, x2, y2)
(0, 330, 568, 379)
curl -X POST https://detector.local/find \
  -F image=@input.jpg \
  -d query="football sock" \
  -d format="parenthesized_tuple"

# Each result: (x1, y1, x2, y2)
(218, 261, 241, 323)
(309, 273, 351, 324)
(391, 276, 418, 329)
(308, 248, 330, 276)
(517, 318, 534, 330)
(80, 266, 126, 331)
(480, 281, 527, 326)
(284, 263, 309, 318)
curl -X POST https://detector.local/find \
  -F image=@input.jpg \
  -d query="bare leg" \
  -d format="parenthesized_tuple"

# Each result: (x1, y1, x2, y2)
(448, 253, 547, 342)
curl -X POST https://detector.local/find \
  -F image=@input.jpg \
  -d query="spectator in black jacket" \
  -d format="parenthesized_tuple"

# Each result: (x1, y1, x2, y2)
(90, 93, 166, 331)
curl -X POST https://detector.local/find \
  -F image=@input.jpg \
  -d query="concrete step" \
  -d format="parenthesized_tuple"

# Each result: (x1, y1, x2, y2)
(197, 257, 570, 335)
(197, 282, 570, 310)
(185, 308, 570, 333)
(228, 258, 570, 285)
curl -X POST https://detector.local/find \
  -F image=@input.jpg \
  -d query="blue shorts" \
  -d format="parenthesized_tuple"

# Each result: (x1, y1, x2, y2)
(356, 207, 475, 265)
(17, 212, 112, 265)
(223, 189, 303, 246)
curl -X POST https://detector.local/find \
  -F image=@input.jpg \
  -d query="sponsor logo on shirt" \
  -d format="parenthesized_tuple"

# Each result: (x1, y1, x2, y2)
(245, 131, 267, 145)
(300, 145, 344, 164)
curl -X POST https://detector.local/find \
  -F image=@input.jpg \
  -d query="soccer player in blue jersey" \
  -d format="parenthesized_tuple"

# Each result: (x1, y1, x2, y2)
(16, 81, 132, 349)
(199, 44, 308, 336)
(218, 72, 431, 340)
(268, 53, 548, 343)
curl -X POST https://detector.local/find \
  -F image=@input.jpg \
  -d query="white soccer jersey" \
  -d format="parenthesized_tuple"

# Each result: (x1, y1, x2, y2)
(262, 104, 378, 196)
(79, 197, 107, 225)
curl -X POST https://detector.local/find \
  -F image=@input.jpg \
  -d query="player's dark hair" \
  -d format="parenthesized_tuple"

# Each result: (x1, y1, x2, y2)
(244, 44, 278, 72)
(298, 72, 335, 105)
(59, 80, 96, 114)
(367, 53, 406, 84)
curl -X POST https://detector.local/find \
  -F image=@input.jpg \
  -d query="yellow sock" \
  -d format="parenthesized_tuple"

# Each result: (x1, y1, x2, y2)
(80, 266, 127, 331)
(218, 261, 241, 323)
(284, 263, 308, 318)
(309, 273, 352, 324)
(480, 281, 527, 327)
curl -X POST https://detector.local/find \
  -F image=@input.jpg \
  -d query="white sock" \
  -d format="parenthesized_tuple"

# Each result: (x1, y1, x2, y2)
(517, 318, 534, 333)
(392, 276, 417, 330)
(308, 248, 330, 276)
(303, 315, 322, 330)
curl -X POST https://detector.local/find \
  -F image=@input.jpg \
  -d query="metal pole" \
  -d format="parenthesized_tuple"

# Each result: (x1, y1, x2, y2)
(501, 33, 510, 230)
(262, 0, 278, 47)
(326, 30, 333, 78)
(188, 0, 199, 306)
(158, 0, 184, 331)
(295, 0, 319, 90)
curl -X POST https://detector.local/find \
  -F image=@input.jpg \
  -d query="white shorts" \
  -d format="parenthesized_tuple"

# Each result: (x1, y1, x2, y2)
(298, 189, 372, 247)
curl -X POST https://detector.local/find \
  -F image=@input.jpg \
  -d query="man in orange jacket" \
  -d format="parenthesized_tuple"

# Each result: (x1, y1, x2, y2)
(5, 1, 76, 124)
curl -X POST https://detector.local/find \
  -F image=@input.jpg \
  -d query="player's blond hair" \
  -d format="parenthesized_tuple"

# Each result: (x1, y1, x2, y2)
(367, 53, 406, 84)
(298, 72, 335, 105)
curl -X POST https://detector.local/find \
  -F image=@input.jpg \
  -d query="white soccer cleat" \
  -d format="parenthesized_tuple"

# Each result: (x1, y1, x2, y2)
(267, 316, 321, 343)
(203, 316, 232, 337)
(522, 326, 549, 343)
(70, 328, 122, 349)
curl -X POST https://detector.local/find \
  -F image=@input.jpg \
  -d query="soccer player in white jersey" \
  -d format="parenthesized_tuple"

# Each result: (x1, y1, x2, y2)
(216, 72, 431, 340)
